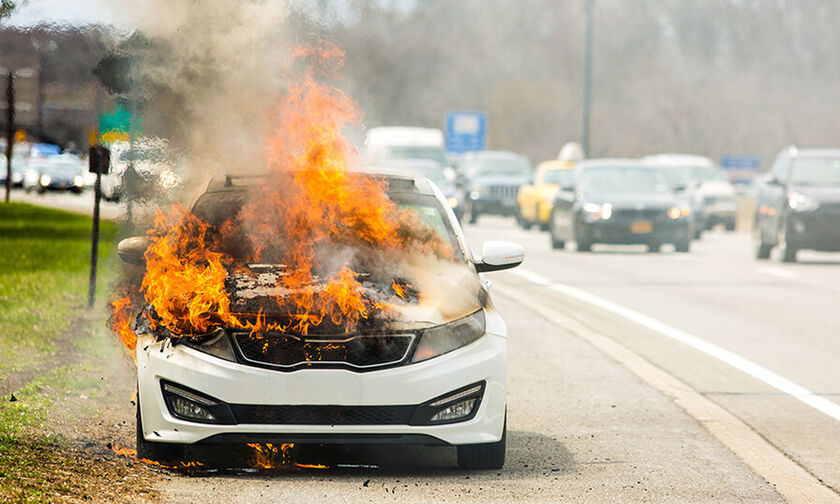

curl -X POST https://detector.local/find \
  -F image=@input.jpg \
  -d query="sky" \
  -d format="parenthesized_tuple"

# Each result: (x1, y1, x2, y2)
(6, 0, 119, 28)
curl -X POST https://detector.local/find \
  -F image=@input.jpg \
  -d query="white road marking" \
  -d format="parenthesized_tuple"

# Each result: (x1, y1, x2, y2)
(498, 284, 840, 504)
(510, 268, 840, 423)
(758, 266, 799, 279)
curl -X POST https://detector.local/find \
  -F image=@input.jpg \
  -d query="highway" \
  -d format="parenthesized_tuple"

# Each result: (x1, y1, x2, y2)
(152, 216, 839, 503)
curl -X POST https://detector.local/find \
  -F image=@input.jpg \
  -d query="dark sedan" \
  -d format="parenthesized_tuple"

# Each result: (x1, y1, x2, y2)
(549, 160, 692, 253)
(754, 147, 840, 262)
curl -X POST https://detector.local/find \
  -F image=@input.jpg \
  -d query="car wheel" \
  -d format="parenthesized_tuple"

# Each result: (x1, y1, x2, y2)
(647, 243, 661, 253)
(778, 226, 797, 263)
(136, 394, 186, 464)
(725, 220, 736, 231)
(468, 205, 479, 224)
(753, 223, 771, 260)
(515, 209, 531, 230)
(550, 231, 565, 250)
(575, 224, 592, 252)
(457, 417, 506, 470)
(693, 228, 702, 240)
(675, 238, 690, 253)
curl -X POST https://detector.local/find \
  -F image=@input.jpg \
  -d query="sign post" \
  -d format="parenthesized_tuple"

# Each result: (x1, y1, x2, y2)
(88, 145, 110, 308)
(445, 111, 487, 154)
(4, 71, 14, 204)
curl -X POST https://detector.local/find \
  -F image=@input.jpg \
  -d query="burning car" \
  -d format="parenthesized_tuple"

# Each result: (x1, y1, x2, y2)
(118, 172, 524, 470)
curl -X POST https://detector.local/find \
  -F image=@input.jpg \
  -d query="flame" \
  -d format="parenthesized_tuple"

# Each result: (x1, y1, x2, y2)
(392, 280, 409, 300)
(111, 296, 137, 360)
(110, 444, 203, 470)
(123, 41, 453, 341)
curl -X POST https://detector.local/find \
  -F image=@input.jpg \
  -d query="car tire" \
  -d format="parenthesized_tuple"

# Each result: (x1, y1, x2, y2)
(725, 220, 736, 231)
(777, 224, 797, 263)
(693, 228, 702, 240)
(754, 224, 771, 260)
(515, 209, 532, 230)
(647, 243, 661, 253)
(550, 232, 565, 250)
(575, 223, 592, 252)
(675, 239, 690, 253)
(136, 394, 186, 464)
(457, 418, 506, 470)
(469, 206, 479, 224)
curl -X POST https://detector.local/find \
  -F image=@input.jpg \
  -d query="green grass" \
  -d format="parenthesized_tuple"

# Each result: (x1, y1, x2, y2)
(0, 202, 118, 377)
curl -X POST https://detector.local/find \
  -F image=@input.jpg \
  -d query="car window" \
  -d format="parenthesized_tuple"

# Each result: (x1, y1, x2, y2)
(468, 157, 530, 178)
(580, 166, 674, 194)
(790, 157, 840, 186)
(543, 169, 573, 185)
(771, 156, 789, 181)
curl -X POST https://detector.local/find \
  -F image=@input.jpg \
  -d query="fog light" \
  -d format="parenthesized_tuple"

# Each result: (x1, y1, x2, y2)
(161, 382, 236, 424)
(39, 174, 51, 186)
(430, 398, 477, 422)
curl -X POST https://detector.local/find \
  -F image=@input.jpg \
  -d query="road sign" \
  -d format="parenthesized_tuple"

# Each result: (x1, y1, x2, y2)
(445, 111, 486, 153)
(721, 155, 760, 185)
(98, 103, 142, 143)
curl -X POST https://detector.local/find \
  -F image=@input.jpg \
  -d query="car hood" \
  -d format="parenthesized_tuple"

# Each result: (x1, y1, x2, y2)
(226, 261, 482, 333)
(581, 193, 680, 209)
(790, 185, 840, 205)
(470, 175, 527, 187)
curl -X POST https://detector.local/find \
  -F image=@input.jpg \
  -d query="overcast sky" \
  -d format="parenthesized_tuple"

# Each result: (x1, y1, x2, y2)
(6, 0, 120, 28)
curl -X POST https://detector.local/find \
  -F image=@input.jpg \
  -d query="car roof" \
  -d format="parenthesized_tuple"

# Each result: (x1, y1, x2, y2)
(577, 158, 657, 169)
(642, 154, 715, 166)
(785, 147, 840, 158)
(205, 171, 438, 197)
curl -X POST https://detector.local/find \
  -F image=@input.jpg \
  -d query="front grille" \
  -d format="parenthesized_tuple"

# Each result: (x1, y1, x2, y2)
(488, 185, 519, 199)
(613, 208, 663, 220)
(232, 332, 415, 370)
(230, 404, 415, 425)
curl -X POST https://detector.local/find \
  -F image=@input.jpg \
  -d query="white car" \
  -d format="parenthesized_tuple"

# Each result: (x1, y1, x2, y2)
(121, 174, 524, 470)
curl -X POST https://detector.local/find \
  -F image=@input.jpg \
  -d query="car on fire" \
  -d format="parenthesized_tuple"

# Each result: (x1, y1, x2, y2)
(119, 173, 524, 470)
(548, 159, 693, 252)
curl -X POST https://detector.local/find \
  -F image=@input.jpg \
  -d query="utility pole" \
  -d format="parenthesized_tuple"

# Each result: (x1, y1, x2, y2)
(4, 70, 13, 204)
(582, 0, 594, 156)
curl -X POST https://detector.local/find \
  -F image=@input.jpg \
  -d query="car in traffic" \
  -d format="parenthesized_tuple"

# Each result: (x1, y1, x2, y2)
(23, 154, 86, 193)
(0, 151, 27, 188)
(516, 159, 575, 230)
(461, 151, 531, 223)
(754, 147, 840, 262)
(643, 154, 737, 233)
(120, 173, 524, 470)
(548, 159, 693, 252)
(364, 126, 449, 168)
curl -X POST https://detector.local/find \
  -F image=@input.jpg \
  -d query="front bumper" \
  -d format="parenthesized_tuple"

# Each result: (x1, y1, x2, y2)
(583, 219, 690, 244)
(787, 210, 840, 251)
(137, 328, 507, 446)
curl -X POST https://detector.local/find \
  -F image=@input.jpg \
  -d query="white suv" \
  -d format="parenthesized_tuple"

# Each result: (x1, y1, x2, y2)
(121, 174, 524, 470)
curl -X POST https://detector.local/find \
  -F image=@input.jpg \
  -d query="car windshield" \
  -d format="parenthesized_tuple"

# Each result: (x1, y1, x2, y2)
(45, 161, 81, 177)
(386, 146, 448, 166)
(411, 165, 450, 188)
(192, 188, 463, 260)
(580, 166, 675, 194)
(790, 157, 840, 186)
(543, 169, 574, 185)
(468, 157, 530, 178)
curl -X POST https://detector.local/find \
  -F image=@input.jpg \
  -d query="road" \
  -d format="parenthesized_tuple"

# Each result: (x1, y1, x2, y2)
(151, 216, 839, 503)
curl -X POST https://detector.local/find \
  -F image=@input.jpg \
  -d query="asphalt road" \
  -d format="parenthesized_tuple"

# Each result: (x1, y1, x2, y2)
(153, 216, 840, 503)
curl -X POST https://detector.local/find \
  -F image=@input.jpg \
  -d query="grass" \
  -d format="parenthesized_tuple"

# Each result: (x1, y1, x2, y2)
(0, 202, 158, 503)
(0, 202, 117, 376)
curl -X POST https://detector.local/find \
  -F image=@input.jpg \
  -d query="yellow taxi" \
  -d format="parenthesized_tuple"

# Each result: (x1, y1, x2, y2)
(516, 159, 575, 229)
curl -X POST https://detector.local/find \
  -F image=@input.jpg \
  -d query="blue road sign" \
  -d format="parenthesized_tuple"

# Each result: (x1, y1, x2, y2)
(721, 154, 760, 185)
(445, 111, 487, 153)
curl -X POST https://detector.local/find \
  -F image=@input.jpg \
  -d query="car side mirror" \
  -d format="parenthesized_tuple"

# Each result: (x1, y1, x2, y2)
(475, 241, 525, 273)
(118, 236, 150, 264)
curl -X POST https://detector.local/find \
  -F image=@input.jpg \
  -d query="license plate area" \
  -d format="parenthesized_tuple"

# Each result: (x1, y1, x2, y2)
(630, 220, 653, 234)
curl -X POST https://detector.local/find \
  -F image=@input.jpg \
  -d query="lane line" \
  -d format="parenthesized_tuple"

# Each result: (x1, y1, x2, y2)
(509, 268, 840, 423)
(758, 267, 799, 279)
(496, 283, 840, 504)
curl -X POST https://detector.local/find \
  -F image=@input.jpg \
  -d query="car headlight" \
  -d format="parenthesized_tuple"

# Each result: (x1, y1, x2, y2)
(447, 196, 459, 208)
(181, 328, 236, 362)
(582, 202, 612, 221)
(411, 310, 485, 363)
(39, 174, 51, 186)
(469, 190, 481, 200)
(667, 205, 691, 219)
(73, 175, 84, 187)
(788, 192, 819, 212)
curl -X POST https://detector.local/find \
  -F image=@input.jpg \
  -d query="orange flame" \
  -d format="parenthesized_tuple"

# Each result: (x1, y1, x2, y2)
(110, 444, 203, 470)
(125, 41, 453, 342)
(392, 280, 409, 300)
(111, 296, 137, 360)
